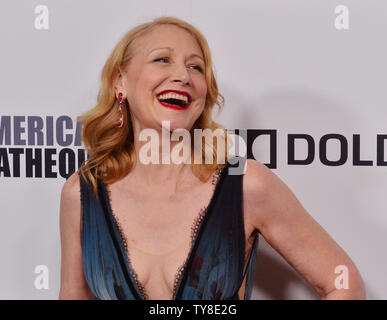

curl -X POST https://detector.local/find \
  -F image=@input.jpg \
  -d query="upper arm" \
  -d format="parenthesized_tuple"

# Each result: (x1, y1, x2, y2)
(243, 159, 365, 298)
(59, 171, 96, 300)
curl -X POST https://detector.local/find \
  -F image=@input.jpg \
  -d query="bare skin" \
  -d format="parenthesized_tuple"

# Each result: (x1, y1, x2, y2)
(59, 161, 257, 300)
(59, 159, 365, 300)
(59, 24, 365, 299)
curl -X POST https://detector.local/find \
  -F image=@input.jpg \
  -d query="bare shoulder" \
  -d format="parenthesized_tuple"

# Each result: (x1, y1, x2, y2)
(61, 171, 81, 201)
(60, 172, 81, 239)
(60, 171, 82, 225)
(59, 171, 96, 299)
(243, 159, 277, 207)
(243, 159, 297, 232)
(243, 159, 274, 195)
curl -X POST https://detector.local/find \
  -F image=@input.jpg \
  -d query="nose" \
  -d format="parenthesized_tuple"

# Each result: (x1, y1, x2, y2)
(171, 63, 191, 86)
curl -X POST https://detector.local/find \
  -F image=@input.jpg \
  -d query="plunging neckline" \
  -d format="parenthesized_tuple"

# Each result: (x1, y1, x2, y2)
(100, 166, 227, 300)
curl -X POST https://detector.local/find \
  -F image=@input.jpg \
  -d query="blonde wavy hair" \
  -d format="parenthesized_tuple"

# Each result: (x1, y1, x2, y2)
(78, 16, 230, 196)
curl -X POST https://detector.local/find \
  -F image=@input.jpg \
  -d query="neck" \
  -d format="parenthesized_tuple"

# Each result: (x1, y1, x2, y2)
(130, 122, 195, 193)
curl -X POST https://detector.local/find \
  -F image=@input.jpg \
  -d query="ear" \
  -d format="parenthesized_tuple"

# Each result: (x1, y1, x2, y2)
(114, 68, 126, 97)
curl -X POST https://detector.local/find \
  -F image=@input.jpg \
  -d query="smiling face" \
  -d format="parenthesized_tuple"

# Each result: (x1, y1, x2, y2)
(115, 24, 208, 134)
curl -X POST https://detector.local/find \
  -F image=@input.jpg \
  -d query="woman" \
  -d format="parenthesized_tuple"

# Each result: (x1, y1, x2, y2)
(59, 16, 365, 300)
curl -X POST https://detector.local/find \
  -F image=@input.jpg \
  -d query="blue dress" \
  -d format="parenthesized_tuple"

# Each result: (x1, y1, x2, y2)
(79, 159, 260, 300)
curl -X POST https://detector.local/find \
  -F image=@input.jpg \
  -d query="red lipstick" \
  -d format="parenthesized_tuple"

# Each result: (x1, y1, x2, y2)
(156, 89, 192, 111)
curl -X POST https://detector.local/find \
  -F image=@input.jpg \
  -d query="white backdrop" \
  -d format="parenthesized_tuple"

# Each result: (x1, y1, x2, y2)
(0, 0, 385, 299)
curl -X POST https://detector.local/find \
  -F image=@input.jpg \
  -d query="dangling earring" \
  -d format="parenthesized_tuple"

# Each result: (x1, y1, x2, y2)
(115, 92, 124, 128)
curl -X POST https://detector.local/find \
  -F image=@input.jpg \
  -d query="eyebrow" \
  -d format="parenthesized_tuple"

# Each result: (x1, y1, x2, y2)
(148, 47, 204, 62)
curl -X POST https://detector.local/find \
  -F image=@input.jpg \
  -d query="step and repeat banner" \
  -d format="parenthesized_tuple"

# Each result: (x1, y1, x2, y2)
(0, 0, 385, 299)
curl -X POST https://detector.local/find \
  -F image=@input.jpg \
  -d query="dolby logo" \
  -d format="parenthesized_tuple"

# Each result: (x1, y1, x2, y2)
(234, 129, 387, 169)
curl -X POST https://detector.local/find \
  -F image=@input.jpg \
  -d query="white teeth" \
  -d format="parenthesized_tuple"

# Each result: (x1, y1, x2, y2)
(157, 92, 188, 103)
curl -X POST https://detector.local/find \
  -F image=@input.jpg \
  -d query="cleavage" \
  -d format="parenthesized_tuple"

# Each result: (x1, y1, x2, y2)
(105, 172, 219, 299)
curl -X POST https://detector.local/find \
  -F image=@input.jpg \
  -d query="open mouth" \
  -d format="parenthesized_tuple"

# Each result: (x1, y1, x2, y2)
(156, 90, 192, 110)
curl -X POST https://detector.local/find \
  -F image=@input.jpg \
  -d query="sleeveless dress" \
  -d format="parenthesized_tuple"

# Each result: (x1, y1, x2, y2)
(79, 159, 260, 300)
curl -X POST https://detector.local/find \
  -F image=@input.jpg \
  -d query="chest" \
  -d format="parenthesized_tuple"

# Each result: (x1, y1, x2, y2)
(99, 173, 255, 299)
(109, 181, 212, 254)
